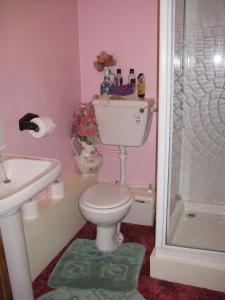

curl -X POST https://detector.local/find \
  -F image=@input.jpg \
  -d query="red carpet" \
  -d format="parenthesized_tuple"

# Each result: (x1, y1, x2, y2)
(33, 222, 225, 300)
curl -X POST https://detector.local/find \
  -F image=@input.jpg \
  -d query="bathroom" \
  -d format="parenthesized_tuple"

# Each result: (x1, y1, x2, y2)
(0, 0, 225, 299)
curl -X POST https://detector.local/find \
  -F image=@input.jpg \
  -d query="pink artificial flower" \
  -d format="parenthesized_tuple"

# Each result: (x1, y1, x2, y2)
(71, 102, 98, 139)
(93, 51, 116, 72)
(97, 51, 107, 64)
(93, 61, 104, 72)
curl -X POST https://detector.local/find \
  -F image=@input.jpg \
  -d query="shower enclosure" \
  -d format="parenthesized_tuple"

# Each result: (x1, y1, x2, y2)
(150, 0, 225, 292)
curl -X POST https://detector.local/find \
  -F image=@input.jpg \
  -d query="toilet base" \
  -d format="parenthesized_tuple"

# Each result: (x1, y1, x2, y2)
(96, 225, 124, 251)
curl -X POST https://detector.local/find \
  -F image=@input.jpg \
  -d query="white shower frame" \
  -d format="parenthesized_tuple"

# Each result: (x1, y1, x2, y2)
(150, 0, 225, 293)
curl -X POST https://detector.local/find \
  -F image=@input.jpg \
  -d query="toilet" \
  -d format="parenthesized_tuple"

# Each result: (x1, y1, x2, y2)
(79, 98, 154, 251)
(80, 183, 133, 251)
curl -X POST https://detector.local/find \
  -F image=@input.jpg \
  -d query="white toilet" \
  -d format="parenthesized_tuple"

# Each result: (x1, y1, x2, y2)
(79, 99, 154, 251)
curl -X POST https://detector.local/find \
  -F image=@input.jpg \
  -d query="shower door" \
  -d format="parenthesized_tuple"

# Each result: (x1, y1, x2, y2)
(166, 0, 225, 252)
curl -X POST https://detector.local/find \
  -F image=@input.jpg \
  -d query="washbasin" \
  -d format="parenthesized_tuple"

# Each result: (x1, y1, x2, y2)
(0, 154, 61, 215)
(0, 155, 61, 215)
(0, 154, 61, 300)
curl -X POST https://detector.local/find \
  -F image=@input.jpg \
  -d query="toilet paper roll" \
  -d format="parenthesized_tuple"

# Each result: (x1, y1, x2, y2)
(22, 200, 39, 220)
(29, 116, 56, 138)
(48, 180, 65, 200)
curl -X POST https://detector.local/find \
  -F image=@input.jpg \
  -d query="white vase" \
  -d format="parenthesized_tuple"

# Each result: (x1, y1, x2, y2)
(72, 137, 102, 176)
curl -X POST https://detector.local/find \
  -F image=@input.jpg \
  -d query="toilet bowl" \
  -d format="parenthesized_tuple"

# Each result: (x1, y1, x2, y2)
(79, 183, 133, 251)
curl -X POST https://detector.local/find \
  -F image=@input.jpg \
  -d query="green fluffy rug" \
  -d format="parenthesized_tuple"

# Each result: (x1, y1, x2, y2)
(38, 287, 145, 300)
(48, 239, 145, 292)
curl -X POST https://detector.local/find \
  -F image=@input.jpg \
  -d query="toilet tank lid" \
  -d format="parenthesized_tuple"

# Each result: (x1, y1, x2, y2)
(93, 99, 154, 108)
(80, 183, 133, 209)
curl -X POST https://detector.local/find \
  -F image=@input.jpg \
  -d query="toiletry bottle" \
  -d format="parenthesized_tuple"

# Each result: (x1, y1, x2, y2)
(114, 69, 123, 87)
(128, 69, 136, 91)
(100, 67, 113, 95)
(137, 73, 145, 99)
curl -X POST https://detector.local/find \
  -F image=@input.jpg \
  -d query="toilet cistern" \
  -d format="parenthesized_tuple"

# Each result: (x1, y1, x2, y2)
(94, 98, 154, 184)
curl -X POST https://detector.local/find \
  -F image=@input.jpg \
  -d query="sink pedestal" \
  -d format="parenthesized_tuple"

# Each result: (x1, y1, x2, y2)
(0, 209, 34, 300)
(0, 154, 61, 299)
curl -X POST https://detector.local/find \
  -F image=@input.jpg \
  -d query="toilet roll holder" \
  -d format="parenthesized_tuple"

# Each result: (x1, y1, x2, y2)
(19, 113, 40, 132)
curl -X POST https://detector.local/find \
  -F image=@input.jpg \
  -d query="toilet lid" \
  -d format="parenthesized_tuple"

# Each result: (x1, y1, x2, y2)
(80, 183, 132, 209)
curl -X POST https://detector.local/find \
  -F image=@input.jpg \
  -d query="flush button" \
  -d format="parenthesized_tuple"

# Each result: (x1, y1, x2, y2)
(133, 114, 144, 125)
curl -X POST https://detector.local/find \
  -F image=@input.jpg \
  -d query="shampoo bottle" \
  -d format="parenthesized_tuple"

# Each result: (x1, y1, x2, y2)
(114, 68, 123, 87)
(128, 68, 136, 91)
(137, 73, 145, 99)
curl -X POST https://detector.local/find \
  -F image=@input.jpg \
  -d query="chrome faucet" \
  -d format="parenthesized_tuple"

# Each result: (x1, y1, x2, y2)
(0, 154, 11, 183)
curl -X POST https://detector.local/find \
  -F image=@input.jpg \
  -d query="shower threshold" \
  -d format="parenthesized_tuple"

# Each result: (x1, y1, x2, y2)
(168, 201, 225, 252)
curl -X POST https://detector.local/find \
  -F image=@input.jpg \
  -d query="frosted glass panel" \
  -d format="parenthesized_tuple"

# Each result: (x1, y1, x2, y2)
(181, 0, 225, 204)
(168, 0, 184, 215)
(167, 0, 225, 252)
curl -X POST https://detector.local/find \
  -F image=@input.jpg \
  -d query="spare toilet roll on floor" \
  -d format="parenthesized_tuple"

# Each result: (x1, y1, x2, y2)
(29, 116, 56, 138)
(48, 180, 65, 200)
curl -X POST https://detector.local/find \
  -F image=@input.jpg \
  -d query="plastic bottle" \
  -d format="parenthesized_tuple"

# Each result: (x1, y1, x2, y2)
(128, 69, 136, 91)
(137, 73, 145, 99)
(100, 67, 113, 95)
(114, 69, 123, 87)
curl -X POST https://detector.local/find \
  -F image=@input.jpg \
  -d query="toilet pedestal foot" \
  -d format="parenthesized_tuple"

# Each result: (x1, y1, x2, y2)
(96, 225, 119, 251)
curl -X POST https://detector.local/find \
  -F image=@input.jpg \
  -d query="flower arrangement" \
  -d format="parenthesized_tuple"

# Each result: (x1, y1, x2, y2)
(93, 51, 116, 72)
(71, 102, 98, 145)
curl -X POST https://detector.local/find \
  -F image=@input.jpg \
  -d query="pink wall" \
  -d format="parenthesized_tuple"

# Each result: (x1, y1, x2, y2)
(0, 0, 158, 186)
(0, 0, 81, 180)
(78, 0, 158, 185)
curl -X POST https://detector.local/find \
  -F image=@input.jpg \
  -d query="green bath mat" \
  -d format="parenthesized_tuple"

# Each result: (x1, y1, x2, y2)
(38, 287, 145, 300)
(48, 239, 145, 292)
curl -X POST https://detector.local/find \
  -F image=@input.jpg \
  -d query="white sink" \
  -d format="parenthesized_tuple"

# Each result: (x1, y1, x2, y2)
(0, 155, 61, 215)
(0, 154, 61, 300)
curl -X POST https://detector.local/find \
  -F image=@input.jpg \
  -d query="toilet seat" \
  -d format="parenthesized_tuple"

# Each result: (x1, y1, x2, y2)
(80, 183, 132, 209)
